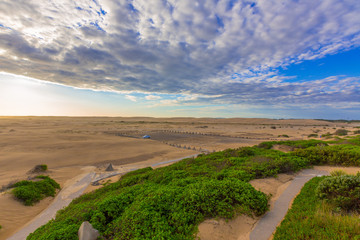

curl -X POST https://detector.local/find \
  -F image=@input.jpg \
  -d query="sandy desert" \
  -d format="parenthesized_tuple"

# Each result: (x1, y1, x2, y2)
(0, 117, 359, 239)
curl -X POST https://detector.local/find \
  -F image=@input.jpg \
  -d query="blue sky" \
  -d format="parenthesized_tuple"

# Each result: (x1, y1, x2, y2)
(0, 0, 359, 119)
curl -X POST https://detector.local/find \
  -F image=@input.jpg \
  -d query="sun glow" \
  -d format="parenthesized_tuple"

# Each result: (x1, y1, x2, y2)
(0, 74, 62, 115)
(0, 72, 143, 117)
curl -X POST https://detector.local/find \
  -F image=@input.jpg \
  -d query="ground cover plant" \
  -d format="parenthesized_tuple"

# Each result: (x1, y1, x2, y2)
(308, 133, 318, 138)
(277, 134, 289, 138)
(292, 144, 360, 166)
(28, 145, 316, 240)
(257, 139, 327, 150)
(316, 174, 360, 212)
(273, 176, 360, 240)
(28, 139, 360, 239)
(12, 175, 60, 206)
(334, 129, 349, 136)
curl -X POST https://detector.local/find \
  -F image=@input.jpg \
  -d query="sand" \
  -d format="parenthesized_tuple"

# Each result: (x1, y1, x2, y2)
(313, 166, 360, 175)
(0, 117, 358, 239)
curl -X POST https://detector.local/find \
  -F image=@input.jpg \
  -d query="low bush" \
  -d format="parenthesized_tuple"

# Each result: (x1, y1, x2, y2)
(330, 170, 347, 176)
(316, 175, 360, 212)
(321, 132, 332, 138)
(308, 133, 318, 138)
(347, 135, 360, 146)
(38, 164, 48, 171)
(258, 139, 327, 150)
(277, 134, 289, 138)
(334, 129, 348, 136)
(292, 144, 360, 166)
(12, 176, 60, 206)
(28, 164, 48, 174)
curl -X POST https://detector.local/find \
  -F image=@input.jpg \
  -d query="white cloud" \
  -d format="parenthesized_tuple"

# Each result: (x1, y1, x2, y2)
(145, 95, 161, 100)
(125, 95, 137, 102)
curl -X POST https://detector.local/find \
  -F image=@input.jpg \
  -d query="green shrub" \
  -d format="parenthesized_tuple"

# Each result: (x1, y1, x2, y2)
(321, 132, 332, 138)
(308, 133, 318, 138)
(347, 135, 360, 146)
(29, 164, 48, 173)
(12, 176, 60, 206)
(293, 145, 360, 166)
(39, 164, 48, 171)
(330, 170, 347, 176)
(334, 129, 348, 136)
(258, 139, 327, 150)
(316, 175, 360, 212)
(278, 134, 289, 138)
(354, 130, 360, 134)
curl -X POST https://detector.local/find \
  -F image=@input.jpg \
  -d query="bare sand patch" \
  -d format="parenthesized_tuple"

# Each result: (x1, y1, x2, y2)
(198, 215, 258, 240)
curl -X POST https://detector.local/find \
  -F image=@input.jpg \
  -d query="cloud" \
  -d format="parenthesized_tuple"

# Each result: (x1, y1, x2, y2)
(125, 95, 137, 102)
(0, 0, 360, 107)
(145, 95, 161, 100)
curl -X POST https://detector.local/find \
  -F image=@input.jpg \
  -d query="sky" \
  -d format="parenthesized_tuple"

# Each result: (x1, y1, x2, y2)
(0, 0, 360, 119)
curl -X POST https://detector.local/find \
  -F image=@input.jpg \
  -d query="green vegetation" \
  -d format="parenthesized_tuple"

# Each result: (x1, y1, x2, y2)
(308, 133, 318, 138)
(274, 139, 360, 240)
(348, 135, 360, 145)
(316, 174, 360, 212)
(321, 132, 333, 138)
(330, 169, 347, 176)
(277, 134, 289, 138)
(28, 146, 315, 240)
(29, 164, 48, 173)
(334, 129, 349, 136)
(38, 164, 48, 171)
(316, 119, 360, 123)
(27, 138, 360, 240)
(12, 175, 60, 206)
(273, 177, 360, 239)
(354, 130, 360, 134)
(326, 135, 360, 146)
(293, 144, 360, 166)
(258, 139, 327, 150)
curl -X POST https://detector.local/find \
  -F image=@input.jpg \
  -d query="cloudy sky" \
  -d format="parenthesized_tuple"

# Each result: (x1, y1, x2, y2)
(0, 0, 360, 119)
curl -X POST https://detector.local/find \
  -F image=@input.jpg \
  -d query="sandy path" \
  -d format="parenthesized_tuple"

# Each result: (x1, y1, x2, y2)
(249, 169, 329, 240)
(7, 154, 198, 240)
